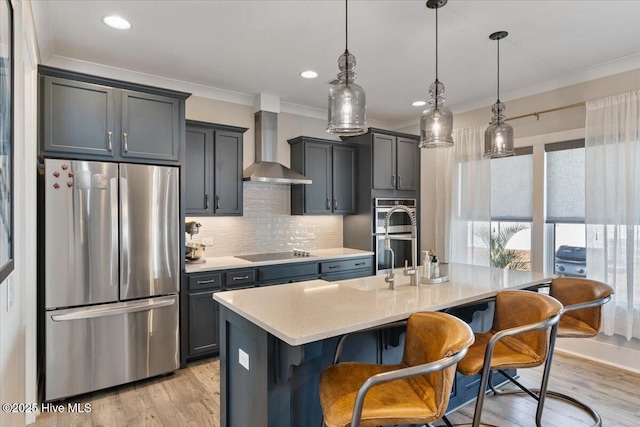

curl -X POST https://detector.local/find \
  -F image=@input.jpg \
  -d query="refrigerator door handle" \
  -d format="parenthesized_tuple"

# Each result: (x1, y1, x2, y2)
(50, 296, 176, 322)
(110, 178, 119, 287)
(120, 176, 130, 290)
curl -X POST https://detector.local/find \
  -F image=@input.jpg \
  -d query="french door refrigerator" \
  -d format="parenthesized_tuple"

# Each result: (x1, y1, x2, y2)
(42, 159, 180, 401)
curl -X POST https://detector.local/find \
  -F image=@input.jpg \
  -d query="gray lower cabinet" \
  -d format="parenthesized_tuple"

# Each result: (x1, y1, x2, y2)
(186, 269, 257, 360)
(186, 272, 222, 359)
(372, 132, 419, 191)
(39, 66, 188, 163)
(188, 290, 220, 356)
(319, 257, 373, 281)
(289, 137, 356, 215)
(185, 121, 247, 216)
(184, 255, 373, 361)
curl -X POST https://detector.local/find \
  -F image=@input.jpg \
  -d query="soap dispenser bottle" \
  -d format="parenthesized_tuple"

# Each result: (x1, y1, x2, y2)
(431, 254, 440, 279)
(422, 251, 431, 279)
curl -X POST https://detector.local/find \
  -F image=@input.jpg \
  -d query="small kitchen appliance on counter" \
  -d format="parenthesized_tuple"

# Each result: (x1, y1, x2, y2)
(185, 221, 206, 262)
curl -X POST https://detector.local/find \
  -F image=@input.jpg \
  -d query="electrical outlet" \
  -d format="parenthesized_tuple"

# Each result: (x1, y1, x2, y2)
(307, 233, 315, 240)
(239, 348, 250, 371)
(202, 237, 214, 246)
(6, 274, 14, 312)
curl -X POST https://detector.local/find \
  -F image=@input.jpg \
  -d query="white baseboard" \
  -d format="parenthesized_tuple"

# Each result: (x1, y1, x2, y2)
(555, 336, 640, 374)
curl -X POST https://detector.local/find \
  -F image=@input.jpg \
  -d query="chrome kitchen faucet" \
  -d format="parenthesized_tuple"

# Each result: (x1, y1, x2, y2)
(383, 205, 419, 287)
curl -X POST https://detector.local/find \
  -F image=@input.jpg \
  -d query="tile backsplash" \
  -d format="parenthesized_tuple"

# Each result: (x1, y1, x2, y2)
(186, 182, 343, 256)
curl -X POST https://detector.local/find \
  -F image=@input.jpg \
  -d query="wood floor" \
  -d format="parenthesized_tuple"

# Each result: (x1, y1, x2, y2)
(29, 352, 640, 427)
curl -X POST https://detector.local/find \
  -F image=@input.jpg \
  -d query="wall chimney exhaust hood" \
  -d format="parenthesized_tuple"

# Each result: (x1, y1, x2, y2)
(243, 95, 312, 185)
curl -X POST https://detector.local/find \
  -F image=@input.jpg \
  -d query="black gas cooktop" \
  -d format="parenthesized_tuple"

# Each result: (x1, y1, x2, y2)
(234, 250, 315, 262)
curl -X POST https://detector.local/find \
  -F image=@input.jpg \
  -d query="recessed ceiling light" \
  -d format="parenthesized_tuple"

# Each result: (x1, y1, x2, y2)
(412, 101, 427, 107)
(103, 15, 131, 30)
(300, 70, 319, 79)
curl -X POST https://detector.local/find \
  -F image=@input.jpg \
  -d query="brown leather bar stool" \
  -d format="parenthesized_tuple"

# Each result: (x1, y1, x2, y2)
(318, 311, 474, 427)
(455, 290, 563, 427)
(529, 277, 614, 426)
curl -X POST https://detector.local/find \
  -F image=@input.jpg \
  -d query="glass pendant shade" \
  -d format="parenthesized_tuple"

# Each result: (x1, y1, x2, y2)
(484, 101, 514, 157)
(484, 31, 514, 158)
(327, 51, 367, 135)
(419, 80, 454, 148)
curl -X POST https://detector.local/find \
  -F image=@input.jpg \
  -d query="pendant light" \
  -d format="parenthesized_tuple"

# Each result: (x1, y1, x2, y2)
(326, 0, 367, 136)
(484, 31, 515, 158)
(419, 0, 454, 149)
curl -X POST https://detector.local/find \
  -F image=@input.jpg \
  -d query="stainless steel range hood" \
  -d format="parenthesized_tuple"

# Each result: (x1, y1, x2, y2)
(243, 110, 312, 184)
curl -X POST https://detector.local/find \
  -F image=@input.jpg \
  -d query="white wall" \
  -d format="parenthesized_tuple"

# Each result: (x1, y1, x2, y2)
(0, 1, 39, 426)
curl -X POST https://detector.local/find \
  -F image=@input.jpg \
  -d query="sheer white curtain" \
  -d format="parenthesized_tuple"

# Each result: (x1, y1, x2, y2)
(435, 124, 490, 265)
(585, 90, 640, 340)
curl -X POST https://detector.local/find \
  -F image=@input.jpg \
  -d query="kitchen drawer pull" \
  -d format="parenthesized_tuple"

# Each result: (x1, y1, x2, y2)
(196, 279, 216, 285)
(123, 132, 129, 153)
(355, 262, 366, 266)
(232, 275, 250, 280)
(107, 131, 113, 151)
(205, 194, 210, 210)
(328, 265, 340, 269)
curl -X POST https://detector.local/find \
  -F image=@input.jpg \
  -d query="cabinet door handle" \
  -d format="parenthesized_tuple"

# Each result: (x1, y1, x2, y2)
(397, 175, 402, 187)
(392, 175, 396, 187)
(107, 131, 113, 152)
(197, 279, 216, 285)
(232, 275, 250, 281)
(333, 198, 338, 210)
(326, 198, 331, 210)
(328, 264, 340, 269)
(123, 132, 129, 153)
(216, 195, 220, 211)
(205, 194, 210, 210)
(355, 262, 366, 266)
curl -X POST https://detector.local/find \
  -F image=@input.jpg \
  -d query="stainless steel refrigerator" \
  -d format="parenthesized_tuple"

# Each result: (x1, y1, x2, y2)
(42, 158, 180, 401)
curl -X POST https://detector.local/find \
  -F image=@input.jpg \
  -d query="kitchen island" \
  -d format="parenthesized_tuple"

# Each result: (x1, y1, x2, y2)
(213, 263, 551, 427)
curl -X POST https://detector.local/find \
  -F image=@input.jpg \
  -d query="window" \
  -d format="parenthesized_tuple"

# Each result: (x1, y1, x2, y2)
(545, 140, 586, 277)
(490, 148, 533, 271)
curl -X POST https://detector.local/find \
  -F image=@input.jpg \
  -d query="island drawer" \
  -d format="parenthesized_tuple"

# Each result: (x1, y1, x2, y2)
(224, 269, 257, 289)
(188, 272, 222, 291)
(320, 257, 372, 273)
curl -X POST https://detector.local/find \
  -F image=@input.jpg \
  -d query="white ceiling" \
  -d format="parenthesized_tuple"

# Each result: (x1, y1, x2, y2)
(31, 0, 640, 128)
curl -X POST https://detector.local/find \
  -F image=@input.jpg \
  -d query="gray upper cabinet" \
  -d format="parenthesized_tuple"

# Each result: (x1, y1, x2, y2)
(41, 76, 116, 158)
(120, 90, 180, 161)
(372, 134, 395, 190)
(185, 126, 213, 215)
(395, 136, 419, 191)
(185, 120, 247, 216)
(332, 145, 357, 214)
(39, 66, 189, 163)
(372, 133, 419, 191)
(289, 137, 356, 215)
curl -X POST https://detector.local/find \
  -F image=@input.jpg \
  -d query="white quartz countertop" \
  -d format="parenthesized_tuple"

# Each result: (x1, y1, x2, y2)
(213, 263, 551, 346)
(185, 247, 374, 273)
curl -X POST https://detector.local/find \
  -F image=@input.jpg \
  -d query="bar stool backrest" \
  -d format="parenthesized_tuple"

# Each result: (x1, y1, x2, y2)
(400, 312, 475, 419)
(492, 290, 563, 364)
(550, 278, 614, 338)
